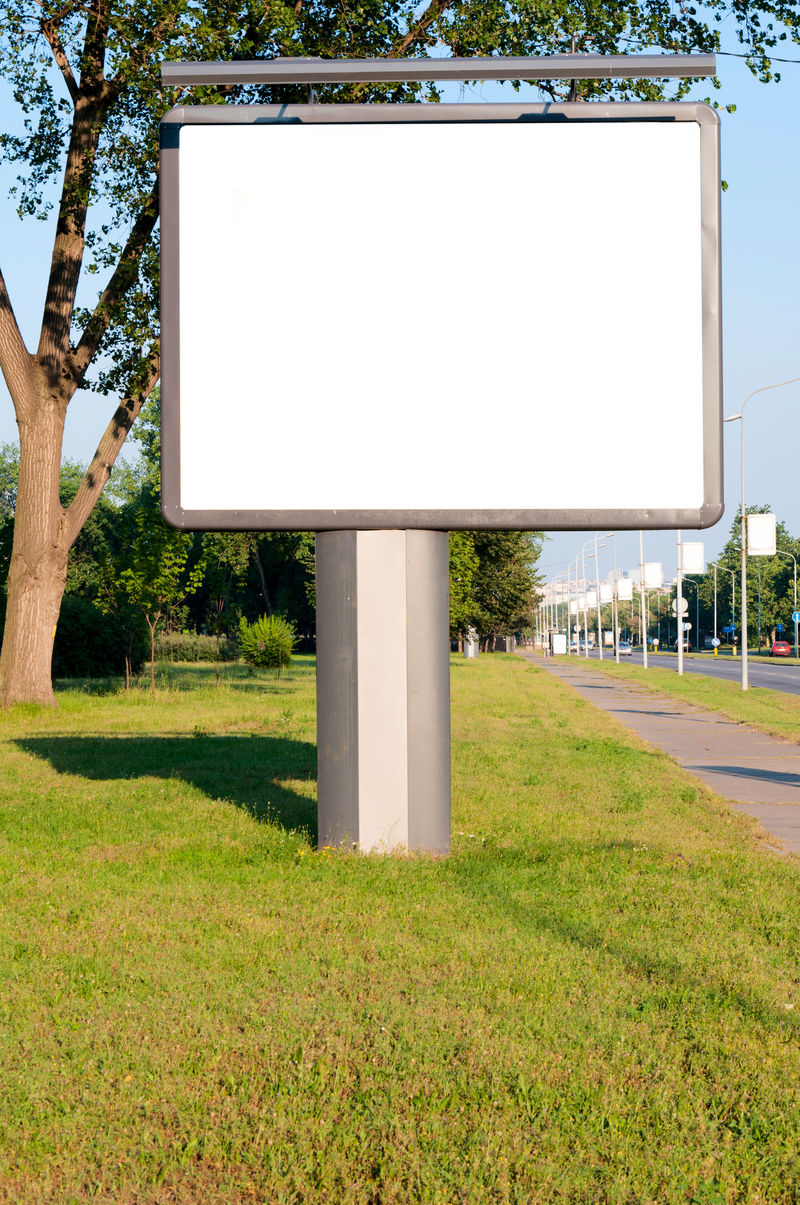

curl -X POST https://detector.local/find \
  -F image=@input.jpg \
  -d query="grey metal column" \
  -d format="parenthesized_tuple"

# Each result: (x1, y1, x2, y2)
(315, 531, 359, 847)
(315, 530, 450, 854)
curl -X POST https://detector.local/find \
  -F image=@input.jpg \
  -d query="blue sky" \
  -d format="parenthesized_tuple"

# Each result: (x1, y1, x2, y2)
(1, 49, 798, 588)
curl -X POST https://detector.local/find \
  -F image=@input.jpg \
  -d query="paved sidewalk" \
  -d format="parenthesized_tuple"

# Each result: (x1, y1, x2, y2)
(522, 652, 800, 855)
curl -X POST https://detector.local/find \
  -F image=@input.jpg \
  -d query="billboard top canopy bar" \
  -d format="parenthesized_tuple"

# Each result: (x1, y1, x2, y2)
(160, 53, 716, 87)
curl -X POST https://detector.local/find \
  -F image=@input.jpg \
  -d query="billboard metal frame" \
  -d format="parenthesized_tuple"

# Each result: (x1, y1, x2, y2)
(160, 99, 722, 532)
(161, 53, 716, 87)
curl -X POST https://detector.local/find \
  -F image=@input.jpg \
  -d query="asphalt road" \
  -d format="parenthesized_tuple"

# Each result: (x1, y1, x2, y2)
(576, 648, 800, 696)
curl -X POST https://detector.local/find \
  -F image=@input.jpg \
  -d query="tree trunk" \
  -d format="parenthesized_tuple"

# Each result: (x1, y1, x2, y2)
(253, 546, 272, 615)
(146, 613, 159, 690)
(0, 400, 69, 706)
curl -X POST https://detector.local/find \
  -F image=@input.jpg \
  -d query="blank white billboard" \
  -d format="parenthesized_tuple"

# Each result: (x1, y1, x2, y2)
(747, 512, 777, 556)
(682, 541, 706, 573)
(160, 102, 721, 530)
(617, 578, 634, 602)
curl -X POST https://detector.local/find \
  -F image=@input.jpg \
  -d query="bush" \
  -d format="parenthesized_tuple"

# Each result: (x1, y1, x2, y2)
(238, 614, 296, 671)
(52, 597, 148, 679)
(153, 632, 238, 663)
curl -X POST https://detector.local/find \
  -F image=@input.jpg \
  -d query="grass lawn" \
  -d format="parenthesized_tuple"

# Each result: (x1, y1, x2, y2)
(578, 656, 800, 744)
(2, 654, 800, 1203)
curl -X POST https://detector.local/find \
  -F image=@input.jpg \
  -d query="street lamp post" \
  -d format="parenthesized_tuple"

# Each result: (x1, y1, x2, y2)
(724, 375, 800, 691)
(573, 552, 586, 655)
(774, 549, 799, 659)
(682, 576, 700, 650)
(560, 572, 572, 645)
(605, 532, 620, 663)
(549, 573, 562, 643)
(580, 547, 589, 659)
(708, 562, 735, 650)
(594, 534, 604, 661)
(676, 530, 685, 676)
(639, 530, 648, 670)
(576, 537, 602, 659)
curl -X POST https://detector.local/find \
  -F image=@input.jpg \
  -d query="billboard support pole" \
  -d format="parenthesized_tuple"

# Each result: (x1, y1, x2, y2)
(316, 530, 450, 855)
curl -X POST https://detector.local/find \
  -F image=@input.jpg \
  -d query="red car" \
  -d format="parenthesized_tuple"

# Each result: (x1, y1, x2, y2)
(770, 641, 791, 657)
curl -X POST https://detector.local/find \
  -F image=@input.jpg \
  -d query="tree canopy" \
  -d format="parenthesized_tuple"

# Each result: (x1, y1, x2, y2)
(698, 505, 800, 645)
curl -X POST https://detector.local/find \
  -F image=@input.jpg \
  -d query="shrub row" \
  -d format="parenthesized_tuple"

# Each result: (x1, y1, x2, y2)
(53, 597, 148, 679)
(153, 632, 238, 663)
(42, 606, 294, 679)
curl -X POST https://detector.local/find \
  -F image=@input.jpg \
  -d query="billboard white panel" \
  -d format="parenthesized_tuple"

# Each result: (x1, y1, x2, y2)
(747, 513, 777, 556)
(643, 562, 664, 588)
(617, 578, 634, 602)
(160, 102, 722, 530)
(682, 541, 705, 573)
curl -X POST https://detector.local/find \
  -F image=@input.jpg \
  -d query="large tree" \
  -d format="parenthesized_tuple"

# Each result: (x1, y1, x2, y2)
(698, 505, 800, 647)
(2, 0, 799, 704)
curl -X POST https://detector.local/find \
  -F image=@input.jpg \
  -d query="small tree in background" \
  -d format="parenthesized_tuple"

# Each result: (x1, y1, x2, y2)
(203, 531, 257, 686)
(118, 494, 205, 688)
(453, 531, 543, 650)
(238, 615, 297, 674)
(449, 531, 480, 647)
(92, 555, 148, 690)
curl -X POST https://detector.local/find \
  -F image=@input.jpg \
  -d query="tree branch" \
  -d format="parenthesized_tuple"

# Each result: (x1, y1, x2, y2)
(41, 15, 80, 104)
(392, 0, 454, 58)
(36, 0, 119, 387)
(64, 353, 160, 548)
(65, 174, 159, 389)
(349, 0, 455, 98)
(32, 1, 88, 27)
(0, 266, 38, 422)
(115, 8, 182, 83)
(36, 83, 120, 387)
(80, 0, 112, 90)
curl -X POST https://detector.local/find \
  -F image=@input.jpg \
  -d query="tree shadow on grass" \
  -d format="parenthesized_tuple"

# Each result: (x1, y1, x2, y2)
(16, 734, 318, 844)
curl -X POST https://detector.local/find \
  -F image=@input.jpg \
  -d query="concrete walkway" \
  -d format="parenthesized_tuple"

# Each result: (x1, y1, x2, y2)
(523, 653, 800, 855)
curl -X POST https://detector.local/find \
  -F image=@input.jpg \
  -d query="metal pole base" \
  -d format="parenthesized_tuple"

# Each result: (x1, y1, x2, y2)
(315, 530, 450, 855)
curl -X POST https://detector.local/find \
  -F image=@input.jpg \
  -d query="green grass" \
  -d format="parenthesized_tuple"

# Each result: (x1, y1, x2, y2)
(2, 654, 800, 1202)
(580, 656, 800, 743)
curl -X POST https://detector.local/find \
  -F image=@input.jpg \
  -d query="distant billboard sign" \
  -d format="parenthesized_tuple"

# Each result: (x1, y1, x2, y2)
(682, 541, 705, 574)
(160, 102, 722, 531)
(747, 512, 777, 556)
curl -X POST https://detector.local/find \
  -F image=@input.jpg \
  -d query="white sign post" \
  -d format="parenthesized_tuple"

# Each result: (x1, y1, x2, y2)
(159, 55, 721, 853)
